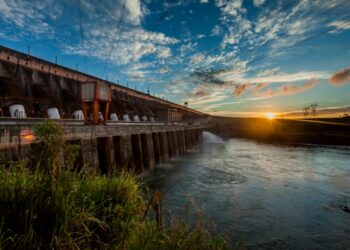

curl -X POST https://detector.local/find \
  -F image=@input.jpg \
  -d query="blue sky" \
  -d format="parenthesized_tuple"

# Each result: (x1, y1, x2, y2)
(0, 0, 349, 117)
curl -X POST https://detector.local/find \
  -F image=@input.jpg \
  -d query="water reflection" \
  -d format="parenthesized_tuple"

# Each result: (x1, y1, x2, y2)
(146, 138, 350, 249)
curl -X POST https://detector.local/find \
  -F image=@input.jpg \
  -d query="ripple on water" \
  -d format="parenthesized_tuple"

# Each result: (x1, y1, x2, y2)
(148, 138, 350, 249)
(200, 168, 248, 185)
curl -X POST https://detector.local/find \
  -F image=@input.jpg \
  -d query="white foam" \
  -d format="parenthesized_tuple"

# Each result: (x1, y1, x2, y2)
(202, 131, 224, 144)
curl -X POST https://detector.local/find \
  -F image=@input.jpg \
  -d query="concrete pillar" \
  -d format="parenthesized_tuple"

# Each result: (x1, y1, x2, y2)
(108, 136, 116, 170)
(81, 138, 99, 172)
(7, 130, 18, 160)
(191, 130, 196, 145)
(97, 137, 112, 175)
(141, 133, 155, 170)
(181, 130, 187, 152)
(186, 130, 193, 148)
(177, 130, 184, 154)
(113, 135, 133, 170)
(166, 131, 173, 157)
(159, 132, 169, 161)
(184, 130, 189, 149)
(131, 134, 144, 172)
(152, 133, 162, 164)
(171, 131, 179, 156)
(193, 130, 197, 145)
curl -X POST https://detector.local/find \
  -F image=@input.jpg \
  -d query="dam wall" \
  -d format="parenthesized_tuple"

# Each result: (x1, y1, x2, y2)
(0, 118, 204, 174)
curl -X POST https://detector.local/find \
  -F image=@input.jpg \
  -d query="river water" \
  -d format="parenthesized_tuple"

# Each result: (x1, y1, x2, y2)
(146, 134, 350, 249)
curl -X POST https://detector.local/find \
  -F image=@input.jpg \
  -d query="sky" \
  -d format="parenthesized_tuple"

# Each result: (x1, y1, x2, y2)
(0, 0, 349, 117)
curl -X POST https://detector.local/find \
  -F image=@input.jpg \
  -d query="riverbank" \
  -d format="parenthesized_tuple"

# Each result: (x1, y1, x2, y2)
(211, 117, 350, 146)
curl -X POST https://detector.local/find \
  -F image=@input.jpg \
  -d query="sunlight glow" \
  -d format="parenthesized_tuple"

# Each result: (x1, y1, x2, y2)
(265, 112, 276, 120)
(20, 128, 35, 144)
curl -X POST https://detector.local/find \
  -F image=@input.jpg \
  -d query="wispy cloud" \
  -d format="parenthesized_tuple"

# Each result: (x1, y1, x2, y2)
(329, 67, 350, 85)
(328, 20, 350, 33)
(0, 0, 61, 39)
(219, 70, 330, 83)
(253, 0, 265, 7)
(254, 79, 320, 98)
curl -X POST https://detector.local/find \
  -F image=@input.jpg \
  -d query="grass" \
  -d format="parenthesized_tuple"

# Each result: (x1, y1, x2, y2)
(0, 121, 239, 249)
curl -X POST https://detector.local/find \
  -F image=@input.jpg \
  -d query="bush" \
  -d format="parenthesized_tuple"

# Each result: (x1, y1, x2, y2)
(0, 165, 145, 249)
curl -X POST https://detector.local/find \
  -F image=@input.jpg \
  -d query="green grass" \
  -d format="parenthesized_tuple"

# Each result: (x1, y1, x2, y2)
(0, 165, 238, 249)
(0, 121, 240, 249)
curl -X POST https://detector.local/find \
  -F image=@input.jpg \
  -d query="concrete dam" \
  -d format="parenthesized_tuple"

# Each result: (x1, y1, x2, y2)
(0, 45, 207, 173)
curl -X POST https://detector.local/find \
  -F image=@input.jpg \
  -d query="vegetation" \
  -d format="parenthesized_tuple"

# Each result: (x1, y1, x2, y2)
(0, 121, 237, 249)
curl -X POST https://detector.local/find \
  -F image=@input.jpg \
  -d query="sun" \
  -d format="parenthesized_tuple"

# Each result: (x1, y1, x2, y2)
(264, 112, 276, 120)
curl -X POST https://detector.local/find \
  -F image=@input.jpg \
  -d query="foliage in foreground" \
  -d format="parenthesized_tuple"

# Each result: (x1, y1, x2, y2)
(0, 120, 238, 249)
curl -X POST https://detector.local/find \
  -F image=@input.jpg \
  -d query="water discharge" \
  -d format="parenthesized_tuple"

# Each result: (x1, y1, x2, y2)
(147, 135, 350, 249)
(202, 131, 225, 144)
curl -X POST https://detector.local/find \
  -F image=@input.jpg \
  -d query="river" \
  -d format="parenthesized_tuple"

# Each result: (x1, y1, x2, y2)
(146, 133, 350, 249)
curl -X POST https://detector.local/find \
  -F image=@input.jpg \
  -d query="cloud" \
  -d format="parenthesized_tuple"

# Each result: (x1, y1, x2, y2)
(124, 0, 145, 25)
(191, 69, 233, 86)
(188, 91, 227, 106)
(211, 25, 222, 36)
(233, 82, 269, 97)
(179, 42, 197, 57)
(158, 67, 170, 73)
(200, 0, 209, 3)
(216, 0, 244, 17)
(219, 70, 330, 83)
(65, 27, 178, 65)
(255, 79, 320, 98)
(253, 0, 265, 7)
(125, 62, 152, 79)
(234, 83, 252, 97)
(0, 0, 61, 38)
(200, 101, 240, 112)
(188, 85, 210, 97)
(328, 20, 350, 33)
(254, 82, 269, 91)
(329, 67, 350, 85)
(257, 67, 280, 76)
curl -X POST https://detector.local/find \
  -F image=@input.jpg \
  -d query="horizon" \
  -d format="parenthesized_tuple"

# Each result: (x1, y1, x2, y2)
(0, 0, 349, 118)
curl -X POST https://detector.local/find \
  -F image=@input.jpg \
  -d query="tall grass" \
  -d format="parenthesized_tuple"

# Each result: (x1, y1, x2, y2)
(0, 121, 239, 249)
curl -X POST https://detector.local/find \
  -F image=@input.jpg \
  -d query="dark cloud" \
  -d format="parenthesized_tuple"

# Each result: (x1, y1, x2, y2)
(191, 69, 231, 86)
(186, 85, 209, 97)
(192, 89, 209, 97)
(329, 67, 350, 85)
